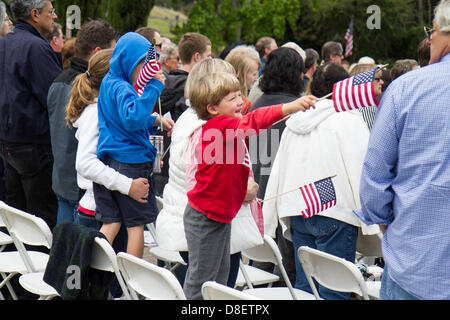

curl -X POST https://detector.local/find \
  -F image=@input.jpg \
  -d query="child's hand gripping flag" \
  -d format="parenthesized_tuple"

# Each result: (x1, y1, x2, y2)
(134, 43, 161, 96)
(332, 66, 381, 112)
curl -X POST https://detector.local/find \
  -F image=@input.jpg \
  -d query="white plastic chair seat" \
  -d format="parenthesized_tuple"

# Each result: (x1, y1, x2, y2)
(202, 281, 260, 300)
(243, 287, 316, 300)
(366, 281, 381, 299)
(148, 246, 186, 265)
(19, 272, 58, 298)
(0, 251, 48, 273)
(235, 264, 280, 288)
(0, 231, 12, 246)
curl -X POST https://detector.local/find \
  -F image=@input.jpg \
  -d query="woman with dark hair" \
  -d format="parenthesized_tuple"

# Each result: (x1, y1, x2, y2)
(249, 47, 306, 285)
(263, 62, 380, 300)
(250, 46, 305, 200)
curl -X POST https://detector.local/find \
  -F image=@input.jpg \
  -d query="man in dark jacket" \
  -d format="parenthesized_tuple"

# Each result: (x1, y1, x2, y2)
(47, 20, 117, 225)
(0, 0, 61, 230)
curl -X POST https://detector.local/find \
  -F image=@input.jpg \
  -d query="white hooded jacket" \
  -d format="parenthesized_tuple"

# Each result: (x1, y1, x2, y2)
(156, 107, 264, 253)
(263, 99, 379, 240)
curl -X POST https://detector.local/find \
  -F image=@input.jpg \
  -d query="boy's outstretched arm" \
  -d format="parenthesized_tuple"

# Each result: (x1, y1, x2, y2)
(281, 95, 319, 117)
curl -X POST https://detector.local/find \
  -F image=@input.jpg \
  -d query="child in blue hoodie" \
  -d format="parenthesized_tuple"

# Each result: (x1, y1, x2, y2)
(94, 32, 173, 258)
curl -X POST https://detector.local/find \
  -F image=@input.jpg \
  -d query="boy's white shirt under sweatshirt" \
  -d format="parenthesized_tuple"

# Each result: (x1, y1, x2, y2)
(263, 99, 380, 240)
(72, 100, 132, 211)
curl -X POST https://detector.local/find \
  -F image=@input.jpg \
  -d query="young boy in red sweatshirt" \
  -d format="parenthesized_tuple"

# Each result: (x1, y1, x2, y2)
(183, 71, 318, 299)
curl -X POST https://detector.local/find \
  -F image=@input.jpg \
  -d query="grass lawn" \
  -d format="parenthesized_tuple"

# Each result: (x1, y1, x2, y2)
(148, 6, 188, 40)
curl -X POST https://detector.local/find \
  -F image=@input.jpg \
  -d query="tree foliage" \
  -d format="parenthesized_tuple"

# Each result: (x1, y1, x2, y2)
(53, 0, 155, 36)
(173, 0, 440, 62)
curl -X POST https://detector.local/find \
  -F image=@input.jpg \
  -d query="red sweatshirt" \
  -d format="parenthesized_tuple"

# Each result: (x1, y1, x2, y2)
(187, 105, 284, 223)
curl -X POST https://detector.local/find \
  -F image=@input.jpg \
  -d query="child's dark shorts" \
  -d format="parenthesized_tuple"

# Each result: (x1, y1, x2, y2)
(93, 157, 158, 228)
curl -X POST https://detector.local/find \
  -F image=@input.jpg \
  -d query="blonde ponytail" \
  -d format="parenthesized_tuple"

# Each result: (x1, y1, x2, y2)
(66, 48, 114, 127)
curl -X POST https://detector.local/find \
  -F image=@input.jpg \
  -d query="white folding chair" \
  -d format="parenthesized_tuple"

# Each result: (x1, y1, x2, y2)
(241, 235, 315, 300)
(90, 237, 131, 300)
(146, 219, 186, 274)
(234, 259, 280, 289)
(117, 251, 186, 300)
(202, 281, 260, 300)
(20, 236, 132, 300)
(298, 246, 380, 300)
(0, 213, 14, 299)
(0, 201, 54, 300)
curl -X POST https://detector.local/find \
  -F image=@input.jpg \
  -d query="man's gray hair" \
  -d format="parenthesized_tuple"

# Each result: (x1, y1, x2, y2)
(10, 0, 49, 21)
(435, 0, 450, 33)
(159, 41, 178, 64)
(0, 1, 6, 24)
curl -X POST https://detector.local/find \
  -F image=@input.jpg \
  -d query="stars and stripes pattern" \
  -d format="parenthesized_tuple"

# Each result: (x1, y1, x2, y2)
(299, 177, 337, 218)
(344, 20, 353, 58)
(134, 44, 161, 96)
(332, 67, 379, 112)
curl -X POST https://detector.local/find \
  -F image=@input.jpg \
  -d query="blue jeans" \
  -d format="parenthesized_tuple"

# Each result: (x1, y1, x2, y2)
(56, 194, 78, 225)
(290, 215, 358, 300)
(380, 264, 419, 300)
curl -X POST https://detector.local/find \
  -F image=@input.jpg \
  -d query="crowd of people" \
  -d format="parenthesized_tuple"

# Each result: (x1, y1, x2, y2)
(0, 0, 449, 301)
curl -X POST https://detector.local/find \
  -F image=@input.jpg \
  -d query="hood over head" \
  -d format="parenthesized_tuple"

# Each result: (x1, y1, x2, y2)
(109, 32, 150, 83)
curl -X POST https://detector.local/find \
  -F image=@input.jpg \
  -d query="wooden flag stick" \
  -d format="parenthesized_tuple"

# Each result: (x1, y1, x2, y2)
(158, 98, 163, 133)
(260, 174, 337, 203)
(272, 92, 333, 127)
(162, 145, 170, 160)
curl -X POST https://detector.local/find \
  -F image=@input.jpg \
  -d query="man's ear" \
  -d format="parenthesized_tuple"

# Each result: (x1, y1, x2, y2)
(206, 104, 218, 117)
(30, 8, 40, 23)
(193, 52, 201, 63)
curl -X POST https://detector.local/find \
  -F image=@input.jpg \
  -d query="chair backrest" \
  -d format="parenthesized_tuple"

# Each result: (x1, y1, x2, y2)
(91, 237, 131, 300)
(241, 235, 279, 265)
(117, 251, 186, 300)
(202, 281, 259, 300)
(0, 201, 52, 248)
(241, 235, 299, 299)
(356, 231, 383, 258)
(298, 246, 369, 300)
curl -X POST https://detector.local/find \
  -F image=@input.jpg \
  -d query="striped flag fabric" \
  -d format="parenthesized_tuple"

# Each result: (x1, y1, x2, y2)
(299, 177, 337, 218)
(332, 67, 379, 112)
(134, 44, 161, 96)
(344, 20, 353, 58)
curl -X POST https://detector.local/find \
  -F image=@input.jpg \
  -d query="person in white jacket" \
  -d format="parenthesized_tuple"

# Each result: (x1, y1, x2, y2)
(155, 58, 264, 287)
(263, 62, 380, 300)
(65, 48, 150, 228)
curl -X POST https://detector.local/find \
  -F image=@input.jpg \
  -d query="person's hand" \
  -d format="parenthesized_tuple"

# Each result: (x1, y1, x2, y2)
(128, 177, 149, 203)
(244, 177, 259, 203)
(153, 69, 165, 85)
(161, 118, 175, 137)
(282, 95, 319, 116)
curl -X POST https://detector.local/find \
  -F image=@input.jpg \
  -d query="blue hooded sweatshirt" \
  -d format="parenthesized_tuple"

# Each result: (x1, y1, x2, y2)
(97, 32, 164, 164)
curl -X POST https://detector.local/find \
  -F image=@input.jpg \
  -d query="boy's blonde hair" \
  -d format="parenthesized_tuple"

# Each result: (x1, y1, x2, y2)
(189, 71, 241, 120)
(225, 46, 261, 99)
(185, 58, 236, 100)
(65, 48, 114, 126)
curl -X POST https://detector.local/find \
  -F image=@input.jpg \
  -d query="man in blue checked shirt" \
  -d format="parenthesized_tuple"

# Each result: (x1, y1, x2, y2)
(354, 0, 450, 300)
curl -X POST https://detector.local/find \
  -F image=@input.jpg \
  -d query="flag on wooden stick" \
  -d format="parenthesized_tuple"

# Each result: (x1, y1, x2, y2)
(134, 44, 161, 96)
(299, 177, 337, 218)
(332, 67, 379, 113)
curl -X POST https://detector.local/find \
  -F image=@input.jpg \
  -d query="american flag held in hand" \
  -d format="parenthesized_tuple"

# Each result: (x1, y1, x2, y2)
(134, 44, 161, 96)
(299, 177, 337, 218)
(332, 67, 379, 113)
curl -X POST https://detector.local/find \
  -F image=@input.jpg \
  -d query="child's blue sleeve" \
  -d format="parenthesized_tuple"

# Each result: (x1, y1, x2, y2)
(116, 79, 165, 132)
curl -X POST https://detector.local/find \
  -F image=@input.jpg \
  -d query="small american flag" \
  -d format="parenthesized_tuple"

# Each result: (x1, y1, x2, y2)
(134, 44, 161, 96)
(332, 67, 378, 112)
(344, 20, 353, 58)
(299, 177, 337, 218)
